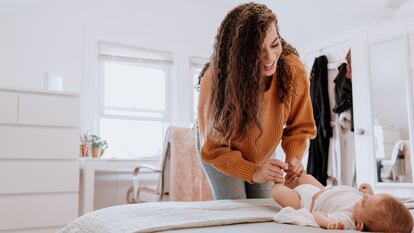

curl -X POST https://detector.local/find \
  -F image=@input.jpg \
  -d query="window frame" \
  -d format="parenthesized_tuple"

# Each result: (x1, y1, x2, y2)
(189, 56, 208, 121)
(98, 60, 171, 122)
(96, 44, 172, 159)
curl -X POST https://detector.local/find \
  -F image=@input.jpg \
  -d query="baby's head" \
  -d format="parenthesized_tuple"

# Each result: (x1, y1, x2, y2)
(353, 193, 413, 232)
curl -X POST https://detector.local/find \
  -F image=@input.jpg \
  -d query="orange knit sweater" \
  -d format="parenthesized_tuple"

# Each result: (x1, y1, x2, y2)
(197, 54, 317, 183)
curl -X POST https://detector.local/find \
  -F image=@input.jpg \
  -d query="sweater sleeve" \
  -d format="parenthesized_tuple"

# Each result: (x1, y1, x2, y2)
(197, 69, 258, 183)
(200, 139, 259, 183)
(281, 55, 317, 162)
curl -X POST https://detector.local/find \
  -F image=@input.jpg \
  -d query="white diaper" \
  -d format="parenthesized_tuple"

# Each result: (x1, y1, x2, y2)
(293, 184, 322, 210)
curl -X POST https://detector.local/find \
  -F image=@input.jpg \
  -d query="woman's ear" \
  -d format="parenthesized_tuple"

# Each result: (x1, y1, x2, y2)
(356, 221, 364, 231)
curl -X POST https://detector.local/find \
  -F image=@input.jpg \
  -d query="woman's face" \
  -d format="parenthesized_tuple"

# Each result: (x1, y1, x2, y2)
(261, 23, 282, 77)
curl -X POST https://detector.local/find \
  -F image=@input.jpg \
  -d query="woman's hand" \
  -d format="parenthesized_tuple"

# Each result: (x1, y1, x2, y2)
(284, 158, 305, 184)
(252, 159, 288, 184)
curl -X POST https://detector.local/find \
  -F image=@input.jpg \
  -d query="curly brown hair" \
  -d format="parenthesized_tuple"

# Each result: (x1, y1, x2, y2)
(204, 2, 299, 142)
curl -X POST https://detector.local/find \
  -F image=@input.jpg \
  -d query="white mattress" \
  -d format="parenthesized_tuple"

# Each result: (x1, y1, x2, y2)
(164, 222, 358, 233)
(58, 199, 362, 233)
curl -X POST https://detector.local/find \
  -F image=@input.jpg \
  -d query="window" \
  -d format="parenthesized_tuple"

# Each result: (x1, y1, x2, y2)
(98, 42, 172, 159)
(192, 67, 202, 119)
(190, 57, 208, 121)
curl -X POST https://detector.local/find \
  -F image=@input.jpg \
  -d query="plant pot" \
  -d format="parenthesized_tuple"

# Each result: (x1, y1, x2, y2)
(80, 143, 88, 157)
(92, 148, 101, 158)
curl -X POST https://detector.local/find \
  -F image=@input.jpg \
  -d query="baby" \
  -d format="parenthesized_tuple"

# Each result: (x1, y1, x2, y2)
(272, 173, 413, 232)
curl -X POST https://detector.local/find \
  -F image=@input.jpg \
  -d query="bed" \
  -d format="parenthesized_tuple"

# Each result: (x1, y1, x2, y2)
(58, 199, 363, 233)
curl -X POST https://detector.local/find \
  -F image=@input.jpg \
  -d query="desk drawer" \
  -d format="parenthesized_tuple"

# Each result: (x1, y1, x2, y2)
(18, 93, 79, 127)
(0, 91, 18, 124)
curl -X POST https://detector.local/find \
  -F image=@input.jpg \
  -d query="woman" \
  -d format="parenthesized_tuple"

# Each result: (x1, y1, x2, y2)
(197, 3, 316, 199)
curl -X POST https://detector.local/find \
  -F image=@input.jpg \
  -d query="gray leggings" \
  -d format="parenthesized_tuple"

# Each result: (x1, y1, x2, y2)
(195, 127, 272, 200)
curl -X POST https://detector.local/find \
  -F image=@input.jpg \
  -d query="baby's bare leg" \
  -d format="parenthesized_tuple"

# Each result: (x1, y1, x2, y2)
(271, 183, 301, 209)
(284, 177, 299, 189)
(296, 174, 324, 189)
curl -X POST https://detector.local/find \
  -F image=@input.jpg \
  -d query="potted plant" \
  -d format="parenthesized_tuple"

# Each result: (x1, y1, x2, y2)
(91, 134, 108, 158)
(80, 134, 88, 157)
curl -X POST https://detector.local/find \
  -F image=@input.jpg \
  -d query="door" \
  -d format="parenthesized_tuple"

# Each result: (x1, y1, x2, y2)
(352, 21, 414, 197)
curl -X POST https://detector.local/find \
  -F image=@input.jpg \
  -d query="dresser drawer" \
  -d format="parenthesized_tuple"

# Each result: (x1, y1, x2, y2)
(0, 226, 63, 233)
(0, 160, 79, 194)
(0, 125, 79, 159)
(0, 193, 78, 230)
(0, 91, 18, 124)
(18, 93, 79, 127)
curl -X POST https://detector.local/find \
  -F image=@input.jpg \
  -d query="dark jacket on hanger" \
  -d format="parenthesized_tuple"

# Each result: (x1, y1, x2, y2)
(332, 63, 354, 131)
(307, 55, 332, 186)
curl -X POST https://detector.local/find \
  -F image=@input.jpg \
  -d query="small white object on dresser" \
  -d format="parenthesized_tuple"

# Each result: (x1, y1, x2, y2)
(0, 86, 80, 233)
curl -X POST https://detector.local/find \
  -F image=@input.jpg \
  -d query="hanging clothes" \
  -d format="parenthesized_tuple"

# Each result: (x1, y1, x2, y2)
(332, 51, 354, 131)
(307, 55, 332, 186)
(338, 109, 356, 186)
(328, 109, 355, 186)
(330, 50, 356, 186)
(327, 121, 341, 185)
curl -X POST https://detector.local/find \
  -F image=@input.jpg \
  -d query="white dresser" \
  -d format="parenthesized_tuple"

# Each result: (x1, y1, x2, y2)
(0, 87, 79, 233)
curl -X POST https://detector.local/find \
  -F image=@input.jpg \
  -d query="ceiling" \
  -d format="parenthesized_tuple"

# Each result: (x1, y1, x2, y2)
(0, 0, 54, 17)
(0, 0, 411, 49)
(203, 0, 410, 48)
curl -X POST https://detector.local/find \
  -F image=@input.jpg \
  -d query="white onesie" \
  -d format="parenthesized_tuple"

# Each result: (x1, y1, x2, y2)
(275, 185, 363, 230)
(312, 185, 363, 230)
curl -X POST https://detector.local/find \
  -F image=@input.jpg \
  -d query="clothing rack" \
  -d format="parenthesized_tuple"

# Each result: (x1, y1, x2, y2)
(305, 40, 351, 70)
(306, 39, 351, 55)
(327, 62, 344, 70)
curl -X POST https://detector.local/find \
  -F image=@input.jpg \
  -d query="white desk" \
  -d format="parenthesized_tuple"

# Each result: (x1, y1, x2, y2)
(79, 158, 158, 215)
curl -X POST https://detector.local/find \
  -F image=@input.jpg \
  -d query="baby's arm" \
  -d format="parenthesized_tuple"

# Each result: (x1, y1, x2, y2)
(271, 183, 301, 209)
(313, 212, 345, 230)
(284, 173, 324, 190)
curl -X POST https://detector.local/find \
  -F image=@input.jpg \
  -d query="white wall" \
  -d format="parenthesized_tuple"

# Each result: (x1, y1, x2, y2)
(0, 2, 83, 92)
(0, 0, 219, 128)
(0, 0, 408, 127)
(0, 0, 218, 211)
(394, 0, 414, 20)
